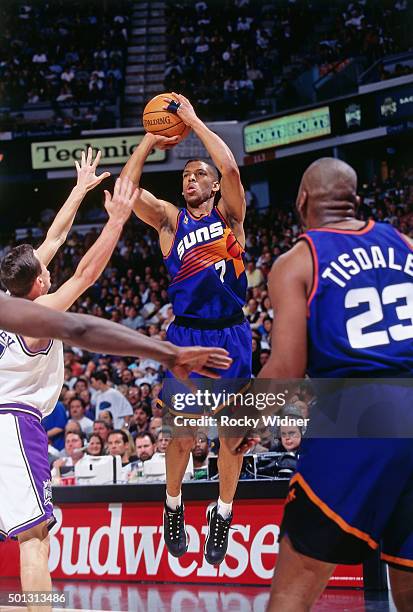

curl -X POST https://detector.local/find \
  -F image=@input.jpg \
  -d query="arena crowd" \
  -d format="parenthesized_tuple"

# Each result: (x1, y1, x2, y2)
(164, 0, 413, 119)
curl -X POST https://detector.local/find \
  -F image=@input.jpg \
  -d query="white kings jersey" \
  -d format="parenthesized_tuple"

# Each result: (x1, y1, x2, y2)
(0, 330, 64, 417)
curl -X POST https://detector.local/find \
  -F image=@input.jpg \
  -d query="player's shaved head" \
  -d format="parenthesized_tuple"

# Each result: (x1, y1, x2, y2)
(297, 158, 359, 229)
(301, 157, 357, 201)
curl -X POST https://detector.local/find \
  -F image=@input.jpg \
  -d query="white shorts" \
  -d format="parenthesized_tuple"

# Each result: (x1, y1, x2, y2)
(0, 406, 54, 537)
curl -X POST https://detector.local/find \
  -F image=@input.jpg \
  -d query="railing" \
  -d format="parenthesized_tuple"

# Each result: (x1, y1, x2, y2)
(359, 51, 413, 85)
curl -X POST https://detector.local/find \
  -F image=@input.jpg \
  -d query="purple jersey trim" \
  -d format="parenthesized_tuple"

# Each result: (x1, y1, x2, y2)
(2, 513, 55, 539)
(0, 402, 42, 421)
(16, 335, 53, 356)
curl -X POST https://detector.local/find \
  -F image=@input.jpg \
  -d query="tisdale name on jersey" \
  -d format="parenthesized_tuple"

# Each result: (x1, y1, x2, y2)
(177, 221, 224, 260)
(322, 245, 413, 288)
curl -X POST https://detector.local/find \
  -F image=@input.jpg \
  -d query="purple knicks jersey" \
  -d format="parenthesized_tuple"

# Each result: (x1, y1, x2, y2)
(164, 207, 247, 319)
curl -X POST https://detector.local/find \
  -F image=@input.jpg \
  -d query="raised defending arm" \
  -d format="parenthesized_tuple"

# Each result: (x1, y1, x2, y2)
(35, 148, 110, 266)
(35, 177, 136, 312)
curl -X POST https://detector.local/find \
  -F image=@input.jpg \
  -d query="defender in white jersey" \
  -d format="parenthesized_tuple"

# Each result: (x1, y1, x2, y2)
(0, 161, 137, 610)
(0, 291, 231, 612)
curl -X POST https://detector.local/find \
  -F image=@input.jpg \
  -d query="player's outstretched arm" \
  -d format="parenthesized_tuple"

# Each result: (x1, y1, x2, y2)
(170, 93, 246, 226)
(35, 148, 110, 266)
(36, 177, 136, 312)
(0, 291, 232, 377)
(120, 133, 179, 231)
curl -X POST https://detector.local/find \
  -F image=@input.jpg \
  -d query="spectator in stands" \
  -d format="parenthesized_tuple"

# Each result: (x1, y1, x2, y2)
(64, 420, 82, 437)
(149, 417, 163, 438)
(260, 348, 271, 368)
(79, 389, 93, 419)
(244, 297, 261, 328)
(137, 382, 153, 411)
(107, 429, 135, 467)
(74, 377, 89, 394)
(246, 261, 265, 288)
(127, 386, 141, 410)
(99, 410, 114, 428)
(192, 432, 210, 469)
(91, 371, 133, 427)
(135, 432, 155, 462)
(68, 397, 94, 435)
(93, 419, 112, 444)
(129, 405, 151, 437)
(278, 424, 302, 453)
(120, 368, 135, 386)
(155, 429, 172, 454)
(87, 433, 105, 456)
(52, 431, 85, 478)
(62, 388, 76, 408)
(43, 400, 68, 451)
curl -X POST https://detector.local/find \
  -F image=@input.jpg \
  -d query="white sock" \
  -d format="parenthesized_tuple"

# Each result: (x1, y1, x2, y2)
(217, 497, 232, 519)
(166, 492, 182, 511)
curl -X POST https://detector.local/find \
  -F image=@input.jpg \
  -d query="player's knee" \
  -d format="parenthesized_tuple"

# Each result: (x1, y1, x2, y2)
(18, 521, 49, 545)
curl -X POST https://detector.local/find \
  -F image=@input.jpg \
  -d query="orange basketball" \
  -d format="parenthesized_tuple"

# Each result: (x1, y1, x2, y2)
(226, 232, 242, 259)
(142, 93, 191, 139)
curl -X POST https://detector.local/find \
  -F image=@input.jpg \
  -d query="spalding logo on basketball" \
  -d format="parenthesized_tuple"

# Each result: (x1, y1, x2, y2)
(142, 92, 191, 140)
(226, 232, 242, 259)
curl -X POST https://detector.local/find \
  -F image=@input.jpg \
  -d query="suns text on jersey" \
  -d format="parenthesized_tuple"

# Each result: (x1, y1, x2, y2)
(177, 221, 224, 260)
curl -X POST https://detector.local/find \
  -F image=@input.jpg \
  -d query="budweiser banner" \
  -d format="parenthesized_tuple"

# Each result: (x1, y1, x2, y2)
(40, 499, 363, 587)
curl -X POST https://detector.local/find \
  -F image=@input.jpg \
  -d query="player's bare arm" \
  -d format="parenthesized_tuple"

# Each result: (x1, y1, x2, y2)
(0, 291, 231, 378)
(258, 240, 312, 380)
(120, 133, 180, 252)
(35, 148, 110, 266)
(170, 93, 246, 244)
(35, 177, 136, 315)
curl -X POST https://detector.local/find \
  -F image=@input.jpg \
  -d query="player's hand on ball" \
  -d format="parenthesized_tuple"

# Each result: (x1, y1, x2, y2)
(165, 93, 198, 127)
(104, 177, 139, 225)
(171, 346, 232, 379)
(75, 147, 111, 192)
(146, 133, 182, 150)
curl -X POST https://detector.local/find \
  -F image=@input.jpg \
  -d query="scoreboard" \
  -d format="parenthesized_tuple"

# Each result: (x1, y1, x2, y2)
(243, 82, 413, 154)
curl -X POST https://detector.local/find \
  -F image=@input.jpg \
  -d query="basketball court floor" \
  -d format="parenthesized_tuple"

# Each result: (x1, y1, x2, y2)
(0, 578, 397, 611)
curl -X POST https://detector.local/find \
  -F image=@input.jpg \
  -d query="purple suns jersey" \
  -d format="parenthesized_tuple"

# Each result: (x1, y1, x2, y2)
(302, 221, 413, 377)
(164, 207, 247, 319)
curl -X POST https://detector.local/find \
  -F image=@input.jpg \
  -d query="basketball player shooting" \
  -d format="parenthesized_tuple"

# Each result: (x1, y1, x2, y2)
(259, 158, 413, 611)
(120, 93, 252, 565)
